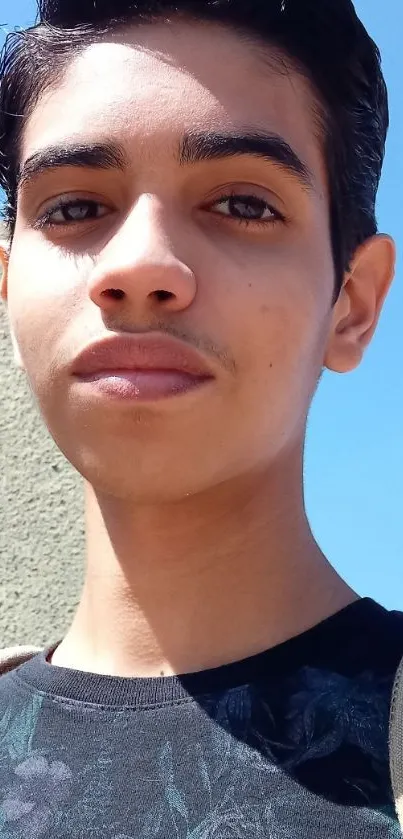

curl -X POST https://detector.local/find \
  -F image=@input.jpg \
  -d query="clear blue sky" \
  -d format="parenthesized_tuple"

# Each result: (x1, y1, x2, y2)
(1, 1, 402, 610)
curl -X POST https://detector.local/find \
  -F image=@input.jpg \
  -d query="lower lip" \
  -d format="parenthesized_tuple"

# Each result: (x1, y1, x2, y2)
(74, 369, 212, 400)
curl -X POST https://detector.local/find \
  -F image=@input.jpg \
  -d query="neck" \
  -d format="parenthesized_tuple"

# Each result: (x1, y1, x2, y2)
(52, 448, 356, 676)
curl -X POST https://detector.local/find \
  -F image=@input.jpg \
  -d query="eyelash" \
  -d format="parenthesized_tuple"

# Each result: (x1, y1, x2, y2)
(34, 193, 285, 231)
(34, 198, 109, 230)
(208, 192, 285, 227)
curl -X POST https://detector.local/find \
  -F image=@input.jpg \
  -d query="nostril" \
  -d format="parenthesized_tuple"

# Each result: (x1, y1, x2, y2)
(99, 288, 176, 303)
(154, 290, 175, 302)
(102, 289, 125, 300)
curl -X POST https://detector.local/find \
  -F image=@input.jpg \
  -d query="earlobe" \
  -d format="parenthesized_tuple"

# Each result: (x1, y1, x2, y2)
(0, 240, 24, 369)
(324, 234, 395, 374)
(9, 327, 24, 369)
(0, 241, 9, 301)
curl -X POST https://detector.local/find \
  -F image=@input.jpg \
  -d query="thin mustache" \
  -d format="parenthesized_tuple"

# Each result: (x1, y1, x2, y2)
(83, 323, 237, 375)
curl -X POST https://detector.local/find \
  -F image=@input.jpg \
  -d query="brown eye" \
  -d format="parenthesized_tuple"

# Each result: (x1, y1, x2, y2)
(38, 199, 110, 228)
(211, 194, 280, 222)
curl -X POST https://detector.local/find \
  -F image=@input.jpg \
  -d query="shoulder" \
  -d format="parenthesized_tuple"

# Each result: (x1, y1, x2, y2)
(0, 646, 43, 677)
(371, 604, 403, 655)
(352, 601, 403, 676)
(341, 602, 403, 711)
(296, 599, 403, 684)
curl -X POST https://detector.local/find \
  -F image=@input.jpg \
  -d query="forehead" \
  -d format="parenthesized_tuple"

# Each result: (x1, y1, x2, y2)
(22, 21, 326, 190)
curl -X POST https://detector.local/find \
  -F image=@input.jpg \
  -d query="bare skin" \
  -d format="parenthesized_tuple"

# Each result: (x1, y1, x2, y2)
(0, 21, 395, 677)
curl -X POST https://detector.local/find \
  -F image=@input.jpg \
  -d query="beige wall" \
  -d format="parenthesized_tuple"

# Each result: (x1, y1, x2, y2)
(0, 223, 84, 648)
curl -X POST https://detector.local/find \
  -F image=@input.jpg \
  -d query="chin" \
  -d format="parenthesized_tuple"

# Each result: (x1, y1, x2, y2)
(71, 450, 216, 504)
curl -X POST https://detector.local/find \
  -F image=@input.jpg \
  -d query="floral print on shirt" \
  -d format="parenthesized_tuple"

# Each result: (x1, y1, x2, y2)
(0, 666, 400, 838)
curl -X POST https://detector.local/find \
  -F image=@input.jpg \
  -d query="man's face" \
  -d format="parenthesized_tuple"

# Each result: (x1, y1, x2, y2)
(4, 21, 338, 501)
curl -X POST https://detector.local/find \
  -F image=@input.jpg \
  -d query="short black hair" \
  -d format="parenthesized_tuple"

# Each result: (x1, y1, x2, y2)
(0, 0, 389, 295)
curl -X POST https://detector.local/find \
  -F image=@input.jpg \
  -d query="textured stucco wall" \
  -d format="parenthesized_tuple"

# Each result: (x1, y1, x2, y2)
(0, 225, 84, 648)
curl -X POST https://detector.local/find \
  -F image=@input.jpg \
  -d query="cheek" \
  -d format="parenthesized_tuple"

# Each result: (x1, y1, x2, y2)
(241, 296, 325, 401)
(210, 232, 332, 352)
(211, 238, 333, 418)
(7, 239, 84, 387)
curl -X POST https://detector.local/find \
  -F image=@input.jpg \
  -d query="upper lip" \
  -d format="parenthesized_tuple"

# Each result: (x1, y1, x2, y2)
(71, 333, 215, 379)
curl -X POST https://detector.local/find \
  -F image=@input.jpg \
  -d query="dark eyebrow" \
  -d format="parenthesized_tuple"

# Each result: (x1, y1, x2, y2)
(178, 131, 314, 190)
(18, 142, 128, 189)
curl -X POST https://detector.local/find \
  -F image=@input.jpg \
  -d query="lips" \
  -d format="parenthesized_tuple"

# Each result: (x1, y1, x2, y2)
(70, 333, 214, 401)
(72, 334, 214, 378)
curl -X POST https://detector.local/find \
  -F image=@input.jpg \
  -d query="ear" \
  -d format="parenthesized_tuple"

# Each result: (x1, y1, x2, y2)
(0, 238, 9, 302)
(0, 238, 24, 369)
(325, 235, 396, 373)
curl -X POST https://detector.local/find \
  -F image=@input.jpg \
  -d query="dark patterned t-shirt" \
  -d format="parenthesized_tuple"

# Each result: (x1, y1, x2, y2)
(0, 598, 402, 838)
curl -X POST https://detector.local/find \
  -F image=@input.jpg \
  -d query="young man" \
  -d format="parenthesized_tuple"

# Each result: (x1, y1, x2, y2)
(0, 0, 402, 835)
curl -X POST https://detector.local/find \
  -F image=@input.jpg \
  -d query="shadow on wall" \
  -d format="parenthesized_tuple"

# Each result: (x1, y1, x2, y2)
(0, 222, 84, 649)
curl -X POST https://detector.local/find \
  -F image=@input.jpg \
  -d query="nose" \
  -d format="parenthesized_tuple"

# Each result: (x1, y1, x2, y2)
(87, 198, 197, 316)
